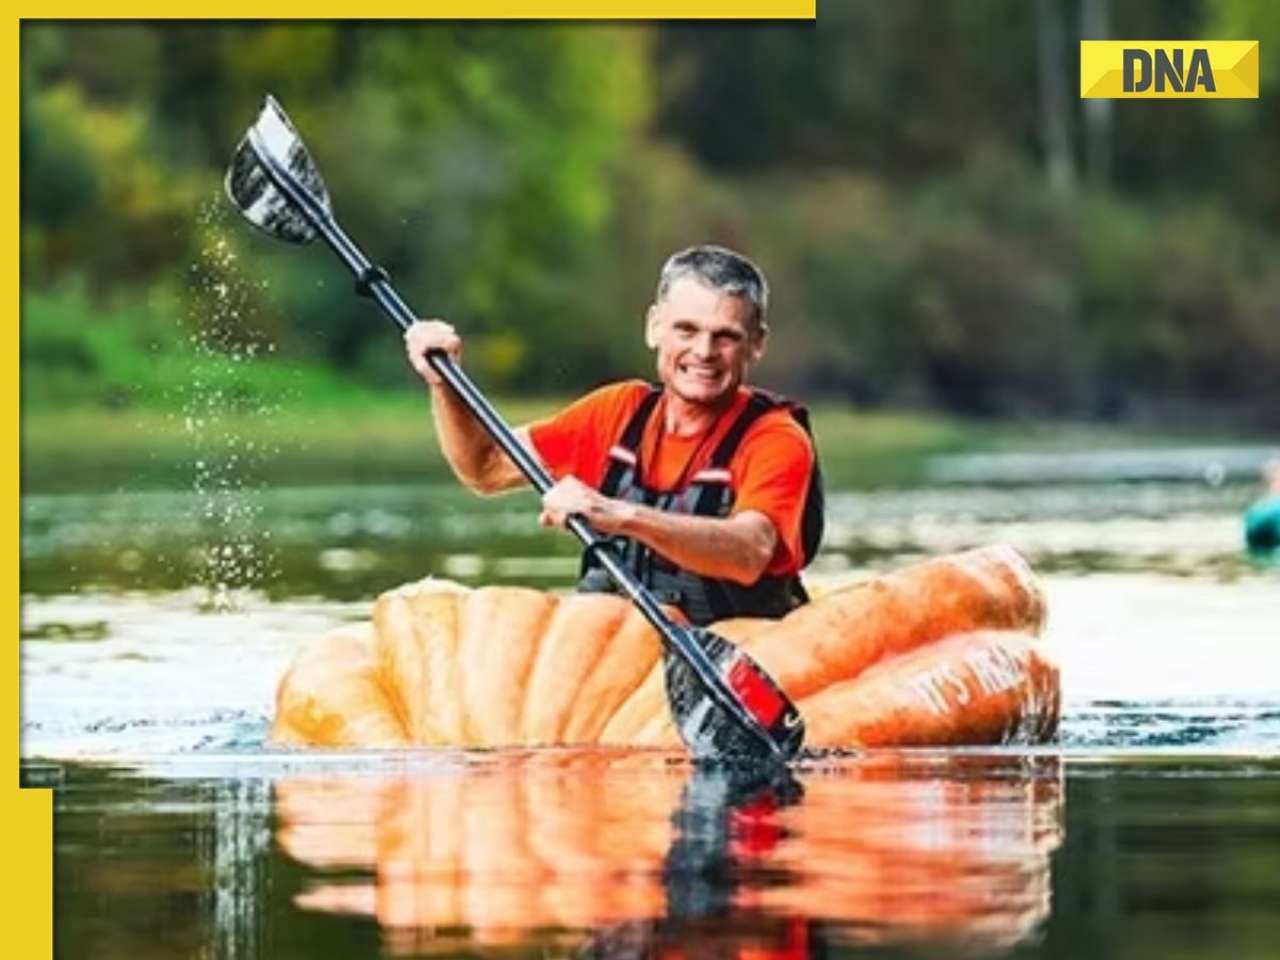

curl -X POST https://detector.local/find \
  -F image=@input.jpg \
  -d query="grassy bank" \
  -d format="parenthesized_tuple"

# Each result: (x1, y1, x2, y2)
(23, 392, 1254, 496)
(22, 398, 1008, 494)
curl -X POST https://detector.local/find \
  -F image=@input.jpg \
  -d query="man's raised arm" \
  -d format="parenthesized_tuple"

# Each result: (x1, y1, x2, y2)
(404, 319, 535, 496)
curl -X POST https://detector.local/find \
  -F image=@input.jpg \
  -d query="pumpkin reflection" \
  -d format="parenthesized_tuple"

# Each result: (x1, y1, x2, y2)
(276, 751, 1063, 956)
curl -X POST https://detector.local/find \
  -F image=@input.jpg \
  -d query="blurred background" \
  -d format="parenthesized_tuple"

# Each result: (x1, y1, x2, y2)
(18, 7, 1280, 599)
(23, 7, 1280, 420)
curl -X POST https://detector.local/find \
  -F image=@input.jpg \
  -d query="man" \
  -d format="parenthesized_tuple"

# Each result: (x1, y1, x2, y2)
(403, 244, 822, 625)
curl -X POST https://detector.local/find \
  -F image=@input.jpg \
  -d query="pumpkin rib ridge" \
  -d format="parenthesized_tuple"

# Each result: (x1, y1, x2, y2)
(460, 586, 559, 747)
(561, 606, 664, 744)
(598, 660, 666, 744)
(552, 597, 632, 743)
(418, 590, 468, 744)
(370, 639, 413, 743)
(520, 594, 634, 744)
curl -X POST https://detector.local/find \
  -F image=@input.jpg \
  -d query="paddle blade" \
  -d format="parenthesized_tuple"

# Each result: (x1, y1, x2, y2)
(664, 627, 805, 763)
(224, 94, 330, 244)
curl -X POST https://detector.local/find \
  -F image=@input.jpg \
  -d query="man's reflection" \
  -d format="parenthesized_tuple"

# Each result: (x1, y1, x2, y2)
(273, 751, 1062, 957)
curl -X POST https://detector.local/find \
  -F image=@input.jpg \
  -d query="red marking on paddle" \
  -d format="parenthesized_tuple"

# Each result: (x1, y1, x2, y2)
(727, 657, 784, 729)
(729, 793, 782, 855)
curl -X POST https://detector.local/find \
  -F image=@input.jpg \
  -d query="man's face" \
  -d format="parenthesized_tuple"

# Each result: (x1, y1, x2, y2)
(646, 277, 766, 408)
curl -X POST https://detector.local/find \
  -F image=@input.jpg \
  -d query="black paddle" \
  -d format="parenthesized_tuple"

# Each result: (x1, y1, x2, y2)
(224, 95, 804, 763)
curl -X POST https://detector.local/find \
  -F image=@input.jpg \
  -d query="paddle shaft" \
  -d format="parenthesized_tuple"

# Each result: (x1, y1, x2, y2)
(244, 132, 773, 740)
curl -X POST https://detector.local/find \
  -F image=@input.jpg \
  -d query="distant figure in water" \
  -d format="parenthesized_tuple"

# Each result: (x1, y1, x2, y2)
(1244, 460, 1280, 553)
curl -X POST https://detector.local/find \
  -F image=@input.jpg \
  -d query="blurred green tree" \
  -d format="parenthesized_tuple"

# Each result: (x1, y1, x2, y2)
(17, 14, 1280, 428)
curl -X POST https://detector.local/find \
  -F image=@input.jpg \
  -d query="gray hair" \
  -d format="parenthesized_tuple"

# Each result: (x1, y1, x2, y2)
(655, 244, 769, 331)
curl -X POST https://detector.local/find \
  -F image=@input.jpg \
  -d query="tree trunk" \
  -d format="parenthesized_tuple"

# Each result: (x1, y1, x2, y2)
(1081, 0, 1113, 186)
(1035, 0, 1076, 194)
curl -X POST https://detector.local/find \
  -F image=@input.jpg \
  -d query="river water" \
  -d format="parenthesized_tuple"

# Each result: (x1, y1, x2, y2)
(19, 478, 1280, 958)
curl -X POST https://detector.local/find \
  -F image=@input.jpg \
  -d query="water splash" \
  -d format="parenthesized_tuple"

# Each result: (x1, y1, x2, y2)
(180, 197, 284, 609)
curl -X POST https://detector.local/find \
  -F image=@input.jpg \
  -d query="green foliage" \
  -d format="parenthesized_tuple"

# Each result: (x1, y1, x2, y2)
(1207, 0, 1280, 93)
(748, 150, 1082, 415)
(20, 81, 212, 291)
(322, 26, 651, 387)
(20, 88, 98, 230)
(747, 146, 1280, 423)
(655, 4, 1037, 176)
(21, 23, 652, 392)
(20, 281, 379, 413)
(17, 14, 1280, 431)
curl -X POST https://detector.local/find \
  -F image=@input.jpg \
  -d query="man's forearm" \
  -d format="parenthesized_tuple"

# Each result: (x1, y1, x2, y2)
(428, 381, 512, 494)
(614, 505, 776, 586)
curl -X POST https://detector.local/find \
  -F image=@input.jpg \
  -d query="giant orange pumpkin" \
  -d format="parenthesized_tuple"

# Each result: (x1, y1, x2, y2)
(270, 545, 1058, 749)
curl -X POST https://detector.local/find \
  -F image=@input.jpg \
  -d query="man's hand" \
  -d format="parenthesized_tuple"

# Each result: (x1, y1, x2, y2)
(404, 319, 462, 386)
(541, 477, 779, 585)
(539, 476, 634, 534)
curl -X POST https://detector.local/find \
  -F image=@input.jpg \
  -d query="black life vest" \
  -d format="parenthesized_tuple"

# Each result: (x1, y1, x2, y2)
(578, 385, 825, 626)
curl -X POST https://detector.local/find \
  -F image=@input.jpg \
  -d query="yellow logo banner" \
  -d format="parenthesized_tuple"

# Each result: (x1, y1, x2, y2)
(1080, 41, 1259, 99)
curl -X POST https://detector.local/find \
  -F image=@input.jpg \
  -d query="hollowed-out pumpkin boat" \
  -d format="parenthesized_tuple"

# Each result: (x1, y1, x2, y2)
(271, 544, 1059, 750)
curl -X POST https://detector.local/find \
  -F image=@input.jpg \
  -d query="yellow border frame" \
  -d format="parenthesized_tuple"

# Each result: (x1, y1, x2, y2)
(9, 6, 815, 956)
(21, 3, 816, 18)
(10, 16, 52, 956)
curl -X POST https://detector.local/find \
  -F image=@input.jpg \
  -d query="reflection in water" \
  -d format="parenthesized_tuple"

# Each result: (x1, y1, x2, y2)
(273, 751, 1063, 956)
(197, 779, 273, 960)
(48, 749, 1280, 959)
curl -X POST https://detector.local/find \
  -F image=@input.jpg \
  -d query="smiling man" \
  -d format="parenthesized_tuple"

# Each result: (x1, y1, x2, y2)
(404, 245, 823, 625)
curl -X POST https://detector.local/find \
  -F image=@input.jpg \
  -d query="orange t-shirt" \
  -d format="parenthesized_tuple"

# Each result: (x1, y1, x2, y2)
(526, 380, 815, 576)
